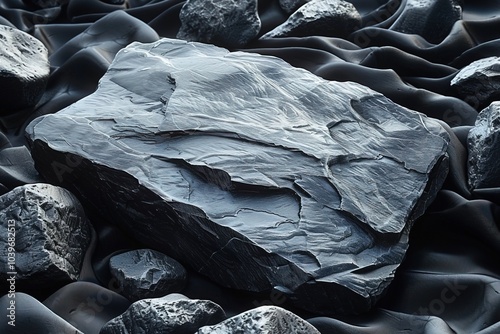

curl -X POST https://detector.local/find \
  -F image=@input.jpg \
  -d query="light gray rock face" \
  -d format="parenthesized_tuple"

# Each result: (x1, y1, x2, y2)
(467, 102, 500, 189)
(100, 294, 226, 334)
(279, 0, 310, 14)
(109, 249, 187, 301)
(262, 0, 361, 39)
(390, 0, 462, 44)
(0, 26, 50, 112)
(0, 184, 91, 286)
(177, 0, 261, 48)
(451, 57, 500, 111)
(26, 38, 449, 314)
(197, 305, 320, 334)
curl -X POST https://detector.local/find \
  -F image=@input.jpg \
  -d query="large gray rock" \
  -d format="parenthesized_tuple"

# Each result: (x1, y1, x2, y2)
(0, 183, 91, 288)
(262, 0, 361, 39)
(390, 0, 462, 44)
(451, 57, 500, 111)
(109, 249, 187, 301)
(197, 305, 320, 334)
(26, 38, 449, 314)
(467, 102, 500, 189)
(100, 294, 225, 334)
(0, 26, 50, 113)
(177, 0, 261, 48)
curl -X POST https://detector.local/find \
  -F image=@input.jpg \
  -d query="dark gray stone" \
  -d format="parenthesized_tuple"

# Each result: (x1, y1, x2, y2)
(279, 0, 310, 14)
(0, 26, 50, 113)
(390, 0, 462, 44)
(0, 183, 92, 287)
(109, 249, 187, 302)
(0, 293, 83, 334)
(467, 102, 500, 189)
(26, 38, 449, 314)
(177, 0, 261, 48)
(451, 56, 500, 111)
(262, 0, 361, 39)
(0, 146, 44, 191)
(100, 293, 226, 334)
(197, 305, 320, 334)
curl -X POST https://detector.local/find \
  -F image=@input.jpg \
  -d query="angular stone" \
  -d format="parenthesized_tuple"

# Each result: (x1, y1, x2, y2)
(262, 0, 361, 39)
(390, 0, 462, 44)
(0, 26, 50, 113)
(197, 305, 320, 334)
(451, 57, 500, 111)
(26, 38, 449, 314)
(0, 184, 91, 287)
(109, 249, 187, 302)
(177, 0, 261, 48)
(0, 293, 83, 334)
(100, 294, 226, 334)
(279, 0, 310, 14)
(0, 146, 43, 191)
(467, 102, 500, 189)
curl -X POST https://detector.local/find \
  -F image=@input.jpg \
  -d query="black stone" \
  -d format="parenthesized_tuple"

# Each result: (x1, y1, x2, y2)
(26, 38, 449, 315)
(0, 26, 50, 113)
(109, 249, 187, 302)
(100, 293, 226, 334)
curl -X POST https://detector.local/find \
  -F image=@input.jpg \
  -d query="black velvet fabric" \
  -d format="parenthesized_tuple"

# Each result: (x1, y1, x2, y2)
(1, 1, 499, 333)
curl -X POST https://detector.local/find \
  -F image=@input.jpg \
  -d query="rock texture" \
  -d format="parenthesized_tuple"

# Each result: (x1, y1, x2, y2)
(177, 0, 261, 48)
(109, 249, 187, 301)
(279, 0, 310, 14)
(0, 146, 43, 191)
(467, 102, 500, 189)
(451, 56, 500, 111)
(390, 0, 462, 44)
(0, 183, 91, 288)
(100, 294, 226, 334)
(0, 26, 50, 113)
(0, 293, 83, 334)
(197, 305, 320, 334)
(26, 38, 449, 314)
(262, 0, 361, 39)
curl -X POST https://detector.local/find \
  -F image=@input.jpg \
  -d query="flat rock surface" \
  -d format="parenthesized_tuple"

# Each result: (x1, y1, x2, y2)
(197, 305, 320, 334)
(177, 0, 260, 48)
(263, 0, 361, 38)
(0, 183, 91, 291)
(26, 38, 449, 315)
(451, 56, 500, 110)
(0, 26, 49, 112)
(100, 293, 226, 334)
(109, 249, 187, 301)
(467, 102, 500, 189)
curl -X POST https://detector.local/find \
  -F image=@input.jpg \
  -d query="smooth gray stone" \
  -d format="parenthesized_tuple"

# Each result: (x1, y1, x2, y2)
(451, 56, 500, 111)
(0, 293, 83, 334)
(100, 293, 225, 334)
(26, 38, 449, 314)
(197, 305, 320, 334)
(467, 102, 500, 189)
(279, 0, 310, 14)
(262, 0, 361, 39)
(177, 0, 261, 48)
(0, 183, 92, 288)
(0, 26, 50, 113)
(109, 249, 187, 302)
(390, 0, 462, 44)
(0, 146, 44, 191)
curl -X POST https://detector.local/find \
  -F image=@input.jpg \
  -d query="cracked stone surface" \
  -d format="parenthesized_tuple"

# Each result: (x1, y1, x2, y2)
(0, 25, 50, 113)
(451, 56, 500, 111)
(100, 294, 225, 334)
(197, 305, 320, 334)
(109, 248, 187, 302)
(390, 0, 462, 44)
(0, 183, 91, 288)
(467, 102, 500, 189)
(262, 0, 361, 39)
(177, 0, 261, 48)
(26, 38, 449, 314)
